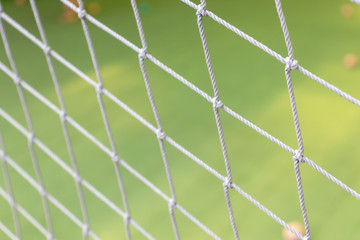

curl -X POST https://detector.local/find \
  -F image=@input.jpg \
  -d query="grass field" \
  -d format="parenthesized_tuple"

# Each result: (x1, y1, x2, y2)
(0, 0, 360, 239)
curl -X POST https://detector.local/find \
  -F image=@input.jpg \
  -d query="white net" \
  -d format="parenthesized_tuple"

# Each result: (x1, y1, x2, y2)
(0, 0, 359, 239)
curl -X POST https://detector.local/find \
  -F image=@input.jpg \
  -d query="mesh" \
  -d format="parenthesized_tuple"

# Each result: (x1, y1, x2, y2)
(0, 0, 359, 239)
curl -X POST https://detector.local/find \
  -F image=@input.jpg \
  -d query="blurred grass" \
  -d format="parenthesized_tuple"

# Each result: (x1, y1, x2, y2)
(0, 0, 360, 239)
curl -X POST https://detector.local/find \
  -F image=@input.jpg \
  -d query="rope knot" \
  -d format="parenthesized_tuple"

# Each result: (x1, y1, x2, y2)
(138, 48, 148, 60)
(285, 57, 299, 70)
(28, 133, 35, 143)
(9, 198, 16, 208)
(43, 44, 51, 55)
(78, 9, 87, 19)
(112, 153, 120, 163)
(74, 173, 82, 183)
(60, 110, 67, 121)
(156, 129, 166, 140)
(40, 187, 47, 198)
(293, 150, 305, 163)
(47, 234, 54, 240)
(96, 83, 103, 94)
(14, 76, 21, 86)
(223, 177, 232, 189)
(196, 2, 207, 17)
(82, 225, 90, 236)
(123, 213, 131, 224)
(212, 97, 223, 109)
(168, 198, 176, 209)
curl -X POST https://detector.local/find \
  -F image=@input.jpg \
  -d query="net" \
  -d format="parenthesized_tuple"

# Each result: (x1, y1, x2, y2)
(0, 0, 359, 239)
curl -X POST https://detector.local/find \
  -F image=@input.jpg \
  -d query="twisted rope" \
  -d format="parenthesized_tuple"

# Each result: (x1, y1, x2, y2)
(275, 1, 311, 238)
(130, 0, 180, 238)
(196, 1, 238, 238)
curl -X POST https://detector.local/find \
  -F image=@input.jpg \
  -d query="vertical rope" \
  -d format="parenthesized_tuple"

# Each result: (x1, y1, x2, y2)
(0, 130, 21, 239)
(0, 2, 54, 239)
(130, 0, 180, 238)
(28, 1, 91, 238)
(196, 1, 239, 239)
(75, 1, 133, 238)
(274, 0, 311, 239)
(294, 157, 311, 240)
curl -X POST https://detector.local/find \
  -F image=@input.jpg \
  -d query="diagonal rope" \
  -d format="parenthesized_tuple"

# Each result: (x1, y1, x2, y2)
(274, 0, 311, 239)
(0, 152, 101, 240)
(0, 187, 50, 238)
(0, 108, 155, 239)
(0, 220, 17, 240)
(1, 26, 359, 237)
(0, 64, 307, 238)
(75, 0, 133, 238)
(196, 1, 239, 239)
(2, 8, 359, 201)
(0, 130, 21, 239)
(0, 2, 54, 239)
(130, 0, 180, 239)
(180, 0, 360, 108)
(0, 8, 294, 157)
(0, 105, 303, 239)
(0, 63, 308, 240)
(0, 0, 359, 239)
(58, 0, 360, 133)
(0, 106, 220, 240)
(0, 7, 359, 237)
(28, 1, 91, 238)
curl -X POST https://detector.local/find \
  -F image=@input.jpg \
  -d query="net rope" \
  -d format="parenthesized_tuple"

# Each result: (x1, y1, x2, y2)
(0, 0, 359, 239)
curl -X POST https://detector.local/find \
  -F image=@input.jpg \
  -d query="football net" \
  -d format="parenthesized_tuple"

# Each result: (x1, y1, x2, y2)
(0, 0, 359, 239)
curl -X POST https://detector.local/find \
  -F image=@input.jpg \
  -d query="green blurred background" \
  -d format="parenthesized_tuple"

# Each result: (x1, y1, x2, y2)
(0, 0, 360, 239)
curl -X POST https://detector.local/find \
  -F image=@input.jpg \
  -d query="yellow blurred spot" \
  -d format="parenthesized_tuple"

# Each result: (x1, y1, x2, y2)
(282, 221, 305, 240)
(343, 53, 358, 69)
(15, 0, 26, 6)
(59, 0, 78, 23)
(87, 2, 102, 16)
(341, 4, 354, 18)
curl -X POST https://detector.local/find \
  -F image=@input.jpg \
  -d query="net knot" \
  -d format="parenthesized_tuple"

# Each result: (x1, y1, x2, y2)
(74, 173, 82, 183)
(123, 213, 131, 224)
(96, 83, 103, 94)
(168, 198, 176, 209)
(14, 76, 21, 86)
(196, 2, 207, 17)
(212, 97, 223, 109)
(60, 110, 67, 121)
(40, 187, 47, 198)
(78, 9, 87, 19)
(223, 177, 232, 189)
(43, 44, 51, 55)
(28, 133, 35, 143)
(156, 129, 166, 140)
(47, 234, 54, 240)
(138, 48, 148, 60)
(293, 149, 305, 163)
(112, 153, 120, 163)
(82, 225, 90, 236)
(9, 198, 16, 208)
(285, 56, 299, 70)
